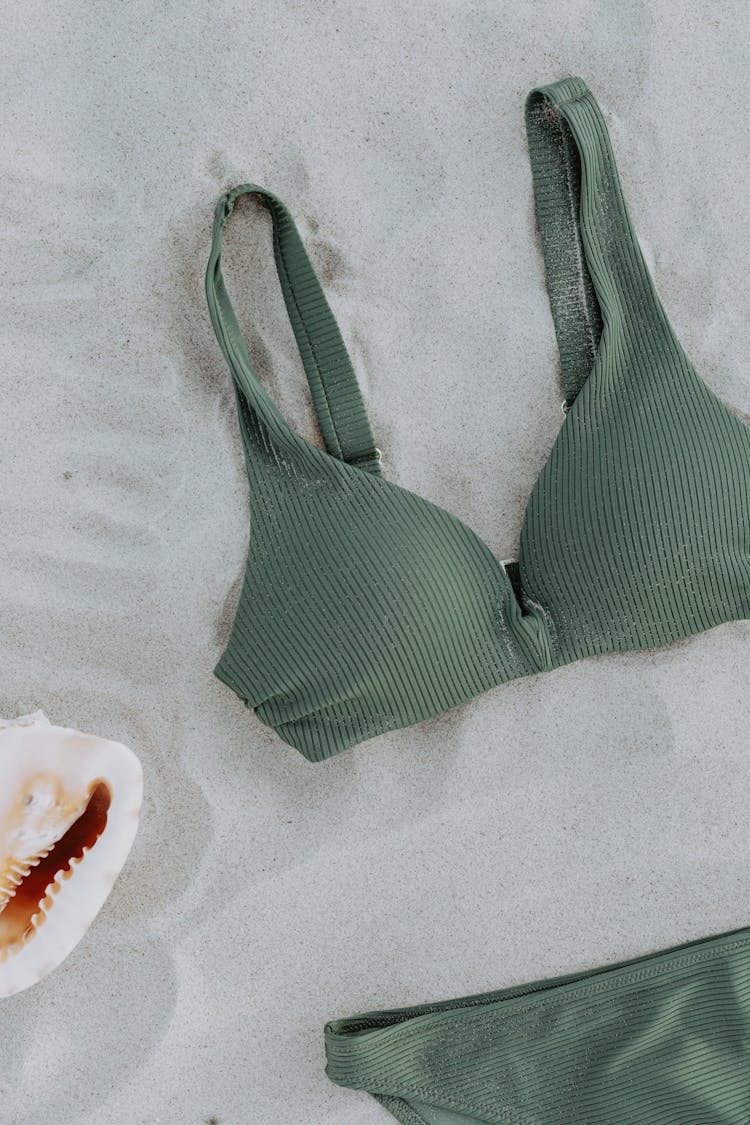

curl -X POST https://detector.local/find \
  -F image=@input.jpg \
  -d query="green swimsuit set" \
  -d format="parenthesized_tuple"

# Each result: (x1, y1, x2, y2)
(205, 76, 750, 1123)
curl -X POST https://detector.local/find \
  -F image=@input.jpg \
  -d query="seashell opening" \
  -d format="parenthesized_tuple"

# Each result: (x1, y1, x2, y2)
(0, 780, 112, 960)
(0, 715, 142, 997)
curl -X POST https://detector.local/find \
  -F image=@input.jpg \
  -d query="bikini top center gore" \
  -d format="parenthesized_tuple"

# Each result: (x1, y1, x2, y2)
(204, 75, 750, 763)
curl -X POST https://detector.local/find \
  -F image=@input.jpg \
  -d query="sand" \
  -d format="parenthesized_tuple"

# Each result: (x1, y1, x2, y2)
(2, 1, 750, 1121)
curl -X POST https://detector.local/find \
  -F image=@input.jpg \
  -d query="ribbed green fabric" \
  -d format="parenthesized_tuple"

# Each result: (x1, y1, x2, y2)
(325, 925, 750, 1123)
(205, 76, 750, 762)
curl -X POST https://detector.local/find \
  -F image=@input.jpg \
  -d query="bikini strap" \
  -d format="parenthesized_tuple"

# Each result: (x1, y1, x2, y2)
(525, 76, 672, 407)
(205, 184, 382, 475)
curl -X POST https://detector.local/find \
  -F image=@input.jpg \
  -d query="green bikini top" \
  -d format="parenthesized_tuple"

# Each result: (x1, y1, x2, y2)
(205, 75, 750, 763)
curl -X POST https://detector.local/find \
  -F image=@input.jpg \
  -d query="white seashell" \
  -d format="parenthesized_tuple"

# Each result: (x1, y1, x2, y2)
(0, 713, 143, 997)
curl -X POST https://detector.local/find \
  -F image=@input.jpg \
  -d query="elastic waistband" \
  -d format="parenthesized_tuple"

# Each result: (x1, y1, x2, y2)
(527, 73, 591, 107)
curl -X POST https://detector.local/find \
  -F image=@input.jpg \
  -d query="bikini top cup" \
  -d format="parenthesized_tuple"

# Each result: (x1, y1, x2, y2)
(205, 75, 750, 763)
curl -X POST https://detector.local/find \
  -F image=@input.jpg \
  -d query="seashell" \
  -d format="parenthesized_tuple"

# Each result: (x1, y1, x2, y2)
(0, 712, 143, 997)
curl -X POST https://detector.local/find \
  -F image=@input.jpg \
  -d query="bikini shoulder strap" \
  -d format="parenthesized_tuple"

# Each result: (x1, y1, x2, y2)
(525, 76, 677, 407)
(205, 184, 382, 475)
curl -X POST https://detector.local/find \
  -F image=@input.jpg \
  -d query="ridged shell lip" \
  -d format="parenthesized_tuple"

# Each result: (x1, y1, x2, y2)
(0, 715, 143, 998)
(0, 779, 112, 961)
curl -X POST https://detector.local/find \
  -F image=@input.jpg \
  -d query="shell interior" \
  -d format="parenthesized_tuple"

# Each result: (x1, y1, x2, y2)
(0, 780, 112, 959)
(0, 714, 143, 997)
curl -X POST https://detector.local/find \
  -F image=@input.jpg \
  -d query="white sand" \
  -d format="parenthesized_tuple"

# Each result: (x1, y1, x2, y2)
(3, 2, 750, 1122)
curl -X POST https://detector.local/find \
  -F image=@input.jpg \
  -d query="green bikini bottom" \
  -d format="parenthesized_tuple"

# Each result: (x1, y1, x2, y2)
(325, 925, 750, 1124)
